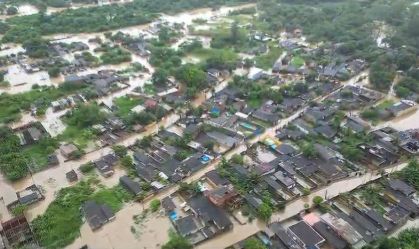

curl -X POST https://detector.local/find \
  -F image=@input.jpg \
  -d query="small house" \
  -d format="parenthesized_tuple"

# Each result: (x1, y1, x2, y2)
(60, 143, 79, 158)
(119, 176, 142, 196)
(81, 201, 115, 231)
(66, 170, 78, 182)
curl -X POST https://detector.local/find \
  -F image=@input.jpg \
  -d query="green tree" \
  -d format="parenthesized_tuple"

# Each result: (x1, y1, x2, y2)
(230, 21, 239, 44)
(152, 69, 169, 86)
(175, 64, 206, 97)
(48, 67, 61, 77)
(150, 199, 161, 212)
(244, 238, 266, 249)
(302, 142, 318, 158)
(162, 230, 193, 249)
(258, 202, 273, 221)
(65, 104, 107, 128)
(6, 6, 18, 15)
(112, 145, 128, 158)
(230, 154, 244, 165)
(312, 196, 324, 206)
(121, 155, 133, 168)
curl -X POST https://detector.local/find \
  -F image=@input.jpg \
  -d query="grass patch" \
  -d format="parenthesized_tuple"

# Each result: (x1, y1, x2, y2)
(189, 48, 227, 60)
(31, 181, 132, 249)
(290, 56, 304, 67)
(143, 84, 156, 95)
(255, 46, 282, 70)
(114, 96, 143, 119)
(59, 126, 97, 149)
(0, 84, 88, 124)
(376, 99, 395, 109)
(22, 138, 59, 171)
(247, 97, 262, 108)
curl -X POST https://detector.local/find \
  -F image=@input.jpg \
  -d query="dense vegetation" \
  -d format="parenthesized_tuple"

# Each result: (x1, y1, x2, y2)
(32, 180, 132, 249)
(161, 230, 193, 249)
(362, 228, 419, 249)
(0, 83, 88, 124)
(396, 160, 419, 190)
(257, 0, 419, 91)
(2, 0, 250, 43)
(0, 124, 59, 181)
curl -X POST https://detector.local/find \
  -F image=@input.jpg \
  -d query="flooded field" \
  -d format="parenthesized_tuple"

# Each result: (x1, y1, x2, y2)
(67, 206, 172, 249)
(2, 65, 52, 94)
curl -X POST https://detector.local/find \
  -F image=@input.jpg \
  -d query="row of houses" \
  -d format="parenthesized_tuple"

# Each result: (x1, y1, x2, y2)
(231, 178, 419, 249)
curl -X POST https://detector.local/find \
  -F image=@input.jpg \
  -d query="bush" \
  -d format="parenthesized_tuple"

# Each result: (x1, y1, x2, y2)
(48, 67, 61, 78)
(150, 199, 161, 212)
(121, 155, 133, 168)
(162, 230, 192, 249)
(230, 154, 244, 165)
(79, 162, 95, 174)
(112, 145, 128, 158)
(6, 6, 18, 15)
(361, 109, 379, 121)
(11, 204, 26, 216)
(302, 188, 311, 196)
(257, 202, 273, 221)
(312, 196, 324, 206)
(65, 104, 107, 128)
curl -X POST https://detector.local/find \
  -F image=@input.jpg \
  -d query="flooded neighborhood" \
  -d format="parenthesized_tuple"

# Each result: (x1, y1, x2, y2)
(0, 0, 418, 249)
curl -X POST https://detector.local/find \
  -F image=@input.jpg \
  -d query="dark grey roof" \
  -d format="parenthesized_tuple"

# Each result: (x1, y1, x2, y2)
(314, 125, 337, 138)
(82, 200, 115, 230)
(386, 188, 419, 215)
(386, 205, 410, 224)
(135, 164, 155, 182)
(188, 195, 232, 230)
(312, 221, 348, 249)
(19, 192, 39, 205)
(339, 211, 383, 243)
(244, 194, 263, 209)
(205, 170, 230, 186)
(66, 170, 78, 182)
(273, 171, 295, 188)
(232, 164, 249, 178)
(252, 110, 280, 124)
(182, 154, 206, 173)
(119, 176, 142, 196)
(134, 150, 151, 165)
(269, 222, 302, 249)
(161, 196, 176, 212)
(175, 215, 198, 236)
(288, 221, 325, 247)
(263, 175, 284, 191)
(388, 179, 415, 196)
(276, 143, 297, 156)
(387, 101, 412, 115)
(361, 209, 393, 232)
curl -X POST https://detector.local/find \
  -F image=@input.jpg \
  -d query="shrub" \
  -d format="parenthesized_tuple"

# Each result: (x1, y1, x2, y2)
(79, 162, 95, 174)
(150, 199, 161, 212)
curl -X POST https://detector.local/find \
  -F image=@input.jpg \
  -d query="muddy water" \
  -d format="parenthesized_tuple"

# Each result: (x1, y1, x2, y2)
(2, 65, 52, 94)
(0, 112, 180, 221)
(197, 162, 411, 249)
(0, 44, 25, 57)
(390, 218, 419, 237)
(67, 206, 172, 249)
(384, 108, 419, 131)
(160, 3, 256, 26)
(65, 142, 247, 249)
(1, 0, 258, 237)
